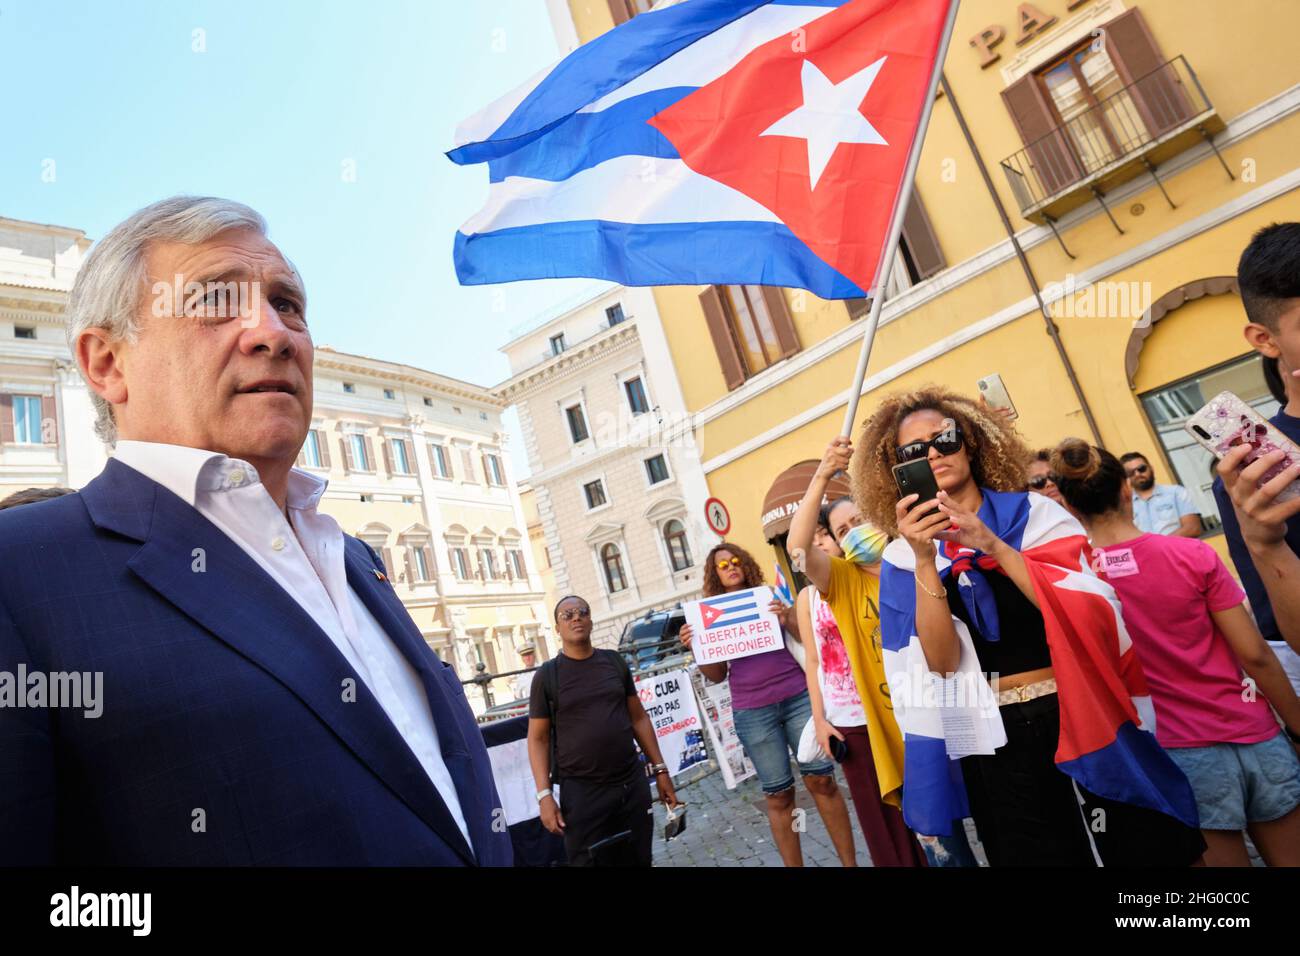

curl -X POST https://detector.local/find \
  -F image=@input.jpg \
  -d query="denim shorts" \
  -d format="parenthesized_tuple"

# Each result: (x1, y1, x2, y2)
(1165, 731, 1300, 830)
(732, 688, 835, 794)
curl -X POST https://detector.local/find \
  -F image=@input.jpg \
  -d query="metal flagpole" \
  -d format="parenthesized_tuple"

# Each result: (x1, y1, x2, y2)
(838, 0, 962, 438)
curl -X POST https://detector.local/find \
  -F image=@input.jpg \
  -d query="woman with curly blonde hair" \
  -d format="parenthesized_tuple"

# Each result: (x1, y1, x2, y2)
(679, 541, 858, 866)
(856, 385, 1204, 866)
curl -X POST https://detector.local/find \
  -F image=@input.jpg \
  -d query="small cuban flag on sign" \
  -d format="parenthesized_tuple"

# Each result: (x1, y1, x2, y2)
(773, 563, 793, 605)
(698, 590, 762, 630)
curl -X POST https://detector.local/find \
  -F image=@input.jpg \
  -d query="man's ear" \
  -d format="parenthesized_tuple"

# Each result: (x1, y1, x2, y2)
(1243, 321, 1282, 358)
(76, 328, 129, 407)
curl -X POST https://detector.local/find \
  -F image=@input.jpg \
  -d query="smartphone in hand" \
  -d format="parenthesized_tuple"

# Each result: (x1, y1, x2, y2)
(1185, 391, 1300, 503)
(977, 373, 1018, 420)
(893, 458, 941, 509)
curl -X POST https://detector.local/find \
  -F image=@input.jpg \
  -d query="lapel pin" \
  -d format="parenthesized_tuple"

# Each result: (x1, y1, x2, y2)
(373, 568, 387, 582)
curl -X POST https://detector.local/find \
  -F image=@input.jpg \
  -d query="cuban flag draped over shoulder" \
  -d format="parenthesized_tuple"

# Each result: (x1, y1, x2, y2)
(878, 490, 1200, 838)
(449, 0, 953, 299)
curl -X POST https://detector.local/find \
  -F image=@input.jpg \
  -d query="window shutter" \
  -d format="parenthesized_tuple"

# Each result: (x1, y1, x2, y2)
(363, 435, 376, 472)
(844, 297, 872, 320)
(607, 0, 632, 26)
(382, 547, 394, 577)
(382, 438, 394, 475)
(0, 394, 12, 444)
(1001, 73, 1083, 197)
(341, 437, 355, 473)
(462, 449, 477, 483)
(401, 439, 414, 474)
(422, 546, 435, 580)
(39, 395, 58, 445)
(448, 548, 459, 578)
(699, 285, 746, 391)
(318, 431, 331, 469)
(402, 547, 413, 583)
(900, 192, 945, 280)
(296, 445, 307, 467)
(759, 287, 800, 359)
(1102, 8, 1192, 138)
(481, 454, 490, 486)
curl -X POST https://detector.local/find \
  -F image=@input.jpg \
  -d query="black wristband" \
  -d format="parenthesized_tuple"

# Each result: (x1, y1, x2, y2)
(1286, 725, 1300, 745)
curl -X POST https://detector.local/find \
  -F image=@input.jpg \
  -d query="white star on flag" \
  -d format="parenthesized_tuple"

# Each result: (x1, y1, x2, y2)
(761, 55, 889, 190)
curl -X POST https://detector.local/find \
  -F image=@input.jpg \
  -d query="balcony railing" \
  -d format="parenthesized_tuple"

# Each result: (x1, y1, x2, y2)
(999, 56, 1225, 226)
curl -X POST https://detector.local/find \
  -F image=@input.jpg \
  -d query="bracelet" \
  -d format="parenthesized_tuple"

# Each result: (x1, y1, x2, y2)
(916, 574, 947, 601)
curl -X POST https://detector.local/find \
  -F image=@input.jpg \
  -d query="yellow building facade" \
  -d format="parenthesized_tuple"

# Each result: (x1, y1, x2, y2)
(555, 0, 1300, 573)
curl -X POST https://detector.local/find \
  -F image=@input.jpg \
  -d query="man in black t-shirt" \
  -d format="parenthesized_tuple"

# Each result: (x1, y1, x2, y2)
(527, 596, 679, 866)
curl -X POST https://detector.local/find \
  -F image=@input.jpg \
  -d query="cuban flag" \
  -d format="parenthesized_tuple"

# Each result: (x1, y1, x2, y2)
(878, 490, 1199, 838)
(698, 589, 763, 630)
(449, 0, 953, 299)
(773, 563, 793, 605)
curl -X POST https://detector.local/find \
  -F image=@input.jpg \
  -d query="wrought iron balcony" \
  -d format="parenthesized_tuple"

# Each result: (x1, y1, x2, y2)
(999, 56, 1227, 228)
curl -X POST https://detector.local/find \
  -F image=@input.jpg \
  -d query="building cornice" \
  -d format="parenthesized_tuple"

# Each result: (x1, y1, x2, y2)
(314, 348, 505, 408)
(493, 321, 640, 401)
(0, 289, 69, 317)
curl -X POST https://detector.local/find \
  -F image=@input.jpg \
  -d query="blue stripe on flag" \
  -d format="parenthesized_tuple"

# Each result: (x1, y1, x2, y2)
(900, 733, 969, 836)
(705, 591, 760, 607)
(879, 562, 917, 653)
(710, 612, 762, 627)
(488, 88, 691, 184)
(454, 220, 867, 299)
(711, 603, 758, 615)
(448, 0, 773, 166)
(1057, 722, 1200, 829)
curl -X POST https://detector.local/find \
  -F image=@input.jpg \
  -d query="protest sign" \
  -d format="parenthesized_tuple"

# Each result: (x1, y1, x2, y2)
(694, 679, 755, 790)
(634, 668, 708, 777)
(684, 586, 782, 666)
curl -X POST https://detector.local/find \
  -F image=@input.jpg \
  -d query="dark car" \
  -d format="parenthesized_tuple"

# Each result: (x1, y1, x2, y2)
(618, 605, 689, 672)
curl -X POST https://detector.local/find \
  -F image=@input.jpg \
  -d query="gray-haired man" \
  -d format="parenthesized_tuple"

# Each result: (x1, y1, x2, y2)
(0, 196, 511, 865)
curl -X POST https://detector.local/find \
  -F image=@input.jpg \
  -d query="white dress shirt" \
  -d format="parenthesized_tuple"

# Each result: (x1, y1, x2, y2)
(112, 440, 472, 850)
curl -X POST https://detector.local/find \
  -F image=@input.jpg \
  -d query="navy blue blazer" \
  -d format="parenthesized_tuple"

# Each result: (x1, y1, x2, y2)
(0, 458, 512, 866)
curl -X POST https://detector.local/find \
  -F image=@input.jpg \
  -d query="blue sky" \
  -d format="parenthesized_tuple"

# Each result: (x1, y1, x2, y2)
(2, 0, 606, 469)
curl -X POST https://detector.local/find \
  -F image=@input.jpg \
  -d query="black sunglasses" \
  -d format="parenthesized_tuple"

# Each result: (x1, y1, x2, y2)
(1028, 473, 1060, 490)
(896, 422, 964, 464)
(1125, 463, 1151, 476)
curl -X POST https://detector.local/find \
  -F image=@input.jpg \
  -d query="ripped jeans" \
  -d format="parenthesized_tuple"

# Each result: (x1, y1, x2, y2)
(916, 821, 979, 867)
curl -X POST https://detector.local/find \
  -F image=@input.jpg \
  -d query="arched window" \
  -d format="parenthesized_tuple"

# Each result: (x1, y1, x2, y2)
(663, 519, 692, 572)
(601, 543, 628, 593)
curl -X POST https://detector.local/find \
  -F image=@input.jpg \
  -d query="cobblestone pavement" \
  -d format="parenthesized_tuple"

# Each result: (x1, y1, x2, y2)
(650, 765, 988, 867)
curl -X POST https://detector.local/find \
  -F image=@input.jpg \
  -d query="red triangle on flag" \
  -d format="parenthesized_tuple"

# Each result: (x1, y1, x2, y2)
(700, 602, 725, 629)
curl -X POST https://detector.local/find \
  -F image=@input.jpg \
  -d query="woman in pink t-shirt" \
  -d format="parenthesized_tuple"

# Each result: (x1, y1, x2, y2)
(1052, 439, 1300, 866)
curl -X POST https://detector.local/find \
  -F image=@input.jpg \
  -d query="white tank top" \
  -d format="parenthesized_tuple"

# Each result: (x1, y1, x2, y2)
(810, 588, 866, 727)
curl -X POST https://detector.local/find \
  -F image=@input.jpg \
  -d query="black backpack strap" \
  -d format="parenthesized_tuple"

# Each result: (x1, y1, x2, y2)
(541, 658, 560, 784)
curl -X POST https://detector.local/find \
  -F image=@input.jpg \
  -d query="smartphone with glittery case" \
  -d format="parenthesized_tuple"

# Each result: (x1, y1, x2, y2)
(1185, 391, 1300, 503)
(977, 373, 1018, 420)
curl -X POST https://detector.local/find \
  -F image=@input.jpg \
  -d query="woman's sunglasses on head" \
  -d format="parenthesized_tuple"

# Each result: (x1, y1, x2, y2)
(896, 421, 964, 464)
(558, 606, 591, 622)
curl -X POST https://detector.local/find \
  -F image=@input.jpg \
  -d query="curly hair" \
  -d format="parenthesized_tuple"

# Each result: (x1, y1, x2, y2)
(701, 541, 766, 597)
(850, 384, 1034, 535)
